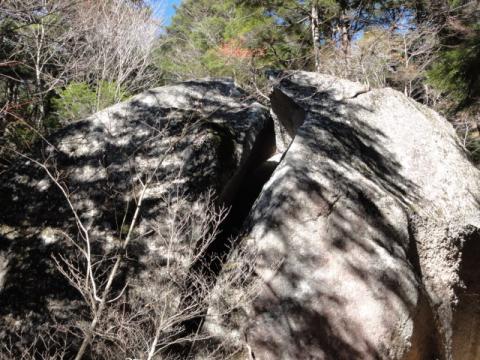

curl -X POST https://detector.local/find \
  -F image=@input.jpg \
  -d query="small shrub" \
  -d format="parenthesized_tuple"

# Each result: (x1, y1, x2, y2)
(52, 81, 129, 123)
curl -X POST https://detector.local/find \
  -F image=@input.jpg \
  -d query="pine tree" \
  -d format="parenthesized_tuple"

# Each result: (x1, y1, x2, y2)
(428, 0, 480, 108)
(426, 0, 480, 161)
(158, 0, 413, 82)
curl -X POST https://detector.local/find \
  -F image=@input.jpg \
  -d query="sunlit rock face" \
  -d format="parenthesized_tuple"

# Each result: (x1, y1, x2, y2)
(0, 79, 274, 343)
(243, 71, 480, 360)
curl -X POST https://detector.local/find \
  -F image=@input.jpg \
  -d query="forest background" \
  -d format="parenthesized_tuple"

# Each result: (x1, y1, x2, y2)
(1, 0, 479, 162)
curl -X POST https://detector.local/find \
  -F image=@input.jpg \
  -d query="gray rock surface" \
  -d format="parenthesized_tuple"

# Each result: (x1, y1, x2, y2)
(1, 72, 479, 359)
(242, 71, 480, 359)
(0, 79, 274, 342)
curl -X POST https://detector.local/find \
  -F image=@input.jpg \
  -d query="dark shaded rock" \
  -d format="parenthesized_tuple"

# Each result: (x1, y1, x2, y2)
(0, 79, 275, 344)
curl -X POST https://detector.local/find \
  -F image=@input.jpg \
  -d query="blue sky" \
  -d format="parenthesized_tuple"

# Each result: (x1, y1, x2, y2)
(146, 0, 182, 25)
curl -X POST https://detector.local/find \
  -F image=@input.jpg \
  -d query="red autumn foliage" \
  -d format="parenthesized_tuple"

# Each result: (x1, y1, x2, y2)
(218, 39, 265, 59)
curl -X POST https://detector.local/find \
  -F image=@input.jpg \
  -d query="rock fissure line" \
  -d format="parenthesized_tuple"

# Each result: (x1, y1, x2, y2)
(177, 107, 279, 343)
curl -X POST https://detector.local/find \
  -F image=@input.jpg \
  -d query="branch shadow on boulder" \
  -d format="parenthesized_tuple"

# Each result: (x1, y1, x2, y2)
(246, 75, 437, 359)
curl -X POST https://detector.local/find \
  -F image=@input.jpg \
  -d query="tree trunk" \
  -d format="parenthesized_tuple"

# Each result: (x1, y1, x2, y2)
(340, 11, 350, 76)
(311, 4, 321, 72)
(34, 71, 45, 129)
(34, 13, 46, 130)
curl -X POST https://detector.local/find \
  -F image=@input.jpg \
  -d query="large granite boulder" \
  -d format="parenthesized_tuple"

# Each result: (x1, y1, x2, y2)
(0, 79, 275, 347)
(242, 71, 480, 359)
